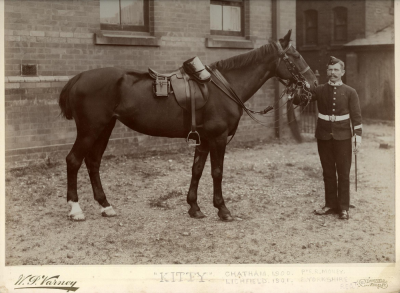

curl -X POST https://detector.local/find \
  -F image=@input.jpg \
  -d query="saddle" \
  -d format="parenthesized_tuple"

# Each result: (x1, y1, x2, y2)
(148, 56, 211, 146)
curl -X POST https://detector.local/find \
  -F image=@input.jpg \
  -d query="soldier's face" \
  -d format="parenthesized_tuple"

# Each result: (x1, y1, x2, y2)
(327, 63, 345, 83)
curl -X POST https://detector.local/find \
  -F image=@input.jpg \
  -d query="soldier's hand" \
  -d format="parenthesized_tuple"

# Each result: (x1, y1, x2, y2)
(353, 135, 362, 153)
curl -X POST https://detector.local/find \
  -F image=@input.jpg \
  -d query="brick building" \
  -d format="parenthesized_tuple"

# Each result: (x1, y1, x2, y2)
(296, 0, 394, 120)
(4, 0, 297, 167)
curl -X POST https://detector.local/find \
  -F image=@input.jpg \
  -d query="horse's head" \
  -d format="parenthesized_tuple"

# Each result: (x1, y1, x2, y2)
(274, 30, 318, 105)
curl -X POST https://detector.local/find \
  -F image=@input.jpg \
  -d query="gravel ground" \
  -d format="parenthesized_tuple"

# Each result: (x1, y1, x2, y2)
(5, 122, 395, 265)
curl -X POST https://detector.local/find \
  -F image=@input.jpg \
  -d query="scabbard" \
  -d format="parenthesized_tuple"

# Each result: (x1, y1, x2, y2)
(355, 139, 357, 192)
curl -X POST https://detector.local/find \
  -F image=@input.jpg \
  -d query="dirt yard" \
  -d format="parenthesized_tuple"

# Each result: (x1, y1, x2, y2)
(5, 122, 395, 265)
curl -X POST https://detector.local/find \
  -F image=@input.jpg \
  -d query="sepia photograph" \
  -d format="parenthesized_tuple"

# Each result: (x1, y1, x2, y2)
(1, 0, 399, 292)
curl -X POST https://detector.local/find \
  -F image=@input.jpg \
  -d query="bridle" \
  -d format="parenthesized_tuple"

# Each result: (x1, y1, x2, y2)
(274, 41, 313, 106)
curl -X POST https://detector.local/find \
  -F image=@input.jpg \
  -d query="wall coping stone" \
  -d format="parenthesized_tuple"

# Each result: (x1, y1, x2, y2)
(5, 76, 73, 83)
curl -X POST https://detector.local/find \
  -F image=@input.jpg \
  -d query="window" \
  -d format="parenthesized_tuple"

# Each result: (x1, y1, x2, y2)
(100, 0, 149, 32)
(333, 7, 347, 42)
(210, 0, 244, 36)
(304, 9, 318, 45)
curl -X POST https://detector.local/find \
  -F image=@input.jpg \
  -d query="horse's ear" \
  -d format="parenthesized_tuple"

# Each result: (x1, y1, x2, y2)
(279, 29, 292, 49)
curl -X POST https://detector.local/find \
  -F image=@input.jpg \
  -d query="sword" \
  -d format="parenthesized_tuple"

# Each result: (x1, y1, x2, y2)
(355, 138, 357, 192)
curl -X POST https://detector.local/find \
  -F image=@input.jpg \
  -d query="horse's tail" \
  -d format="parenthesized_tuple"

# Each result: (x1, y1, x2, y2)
(58, 74, 81, 120)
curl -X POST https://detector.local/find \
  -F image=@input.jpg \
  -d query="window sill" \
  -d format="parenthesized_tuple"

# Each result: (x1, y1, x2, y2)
(299, 45, 319, 51)
(206, 36, 255, 49)
(95, 31, 161, 47)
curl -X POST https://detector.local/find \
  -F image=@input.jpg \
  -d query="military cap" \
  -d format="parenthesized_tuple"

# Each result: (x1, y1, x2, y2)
(328, 56, 343, 65)
(327, 56, 345, 68)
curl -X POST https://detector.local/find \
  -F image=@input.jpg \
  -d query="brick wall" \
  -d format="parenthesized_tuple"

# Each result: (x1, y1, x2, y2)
(4, 0, 297, 167)
(296, 0, 393, 83)
(296, 0, 366, 49)
(4, 0, 100, 76)
(277, 0, 296, 45)
(365, 0, 394, 37)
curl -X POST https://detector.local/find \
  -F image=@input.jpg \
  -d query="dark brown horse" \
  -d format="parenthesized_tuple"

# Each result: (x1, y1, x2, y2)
(59, 30, 317, 221)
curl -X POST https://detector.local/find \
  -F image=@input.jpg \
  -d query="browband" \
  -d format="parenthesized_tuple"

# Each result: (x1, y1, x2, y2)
(276, 41, 292, 56)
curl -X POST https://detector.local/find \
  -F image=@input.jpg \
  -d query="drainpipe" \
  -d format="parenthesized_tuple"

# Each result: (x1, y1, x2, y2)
(272, 0, 282, 139)
(314, 69, 320, 120)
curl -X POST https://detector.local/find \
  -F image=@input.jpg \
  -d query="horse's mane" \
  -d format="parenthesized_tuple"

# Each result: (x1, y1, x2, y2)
(210, 42, 278, 71)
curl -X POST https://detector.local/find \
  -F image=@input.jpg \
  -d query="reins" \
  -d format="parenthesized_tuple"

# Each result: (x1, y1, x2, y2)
(206, 41, 313, 130)
(206, 66, 273, 115)
(206, 65, 273, 145)
(207, 65, 310, 133)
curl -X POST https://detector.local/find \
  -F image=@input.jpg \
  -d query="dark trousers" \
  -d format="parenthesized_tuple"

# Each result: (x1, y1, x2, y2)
(317, 138, 352, 211)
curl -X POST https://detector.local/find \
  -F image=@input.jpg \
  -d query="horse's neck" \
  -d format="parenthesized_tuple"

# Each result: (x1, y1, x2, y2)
(219, 56, 276, 103)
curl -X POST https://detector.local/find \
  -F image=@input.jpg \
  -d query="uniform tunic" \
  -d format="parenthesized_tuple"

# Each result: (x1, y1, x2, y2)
(314, 83, 362, 140)
(311, 82, 362, 211)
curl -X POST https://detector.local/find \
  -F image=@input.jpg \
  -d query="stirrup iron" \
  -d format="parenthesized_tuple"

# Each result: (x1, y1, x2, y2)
(186, 131, 201, 147)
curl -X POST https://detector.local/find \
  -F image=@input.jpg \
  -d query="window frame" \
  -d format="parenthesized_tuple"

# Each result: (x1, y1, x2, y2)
(100, 0, 150, 32)
(304, 9, 318, 46)
(333, 6, 347, 42)
(210, 0, 245, 37)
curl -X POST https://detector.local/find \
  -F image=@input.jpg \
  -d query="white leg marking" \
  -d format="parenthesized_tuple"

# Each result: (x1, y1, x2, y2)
(101, 206, 117, 217)
(68, 201, 85, 221)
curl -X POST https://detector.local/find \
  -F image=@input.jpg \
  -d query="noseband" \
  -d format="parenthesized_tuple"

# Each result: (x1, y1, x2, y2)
(274, 41, 312, 106)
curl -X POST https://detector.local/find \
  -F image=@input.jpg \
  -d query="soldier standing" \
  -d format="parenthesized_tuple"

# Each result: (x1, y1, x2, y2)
(305, 56, 362, 220)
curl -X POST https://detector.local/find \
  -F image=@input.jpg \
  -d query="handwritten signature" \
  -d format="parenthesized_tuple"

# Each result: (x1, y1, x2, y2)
(14, 275, 79, 292)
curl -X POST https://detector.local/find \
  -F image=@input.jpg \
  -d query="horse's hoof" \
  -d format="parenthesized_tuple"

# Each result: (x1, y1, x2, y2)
(218, 212, 234, 222)
(101, 206, 117, 217)
(68, 211, 86, 221)
(189, 210, 206, 219)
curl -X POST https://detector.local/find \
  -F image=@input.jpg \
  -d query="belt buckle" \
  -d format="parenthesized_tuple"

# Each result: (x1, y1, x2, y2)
(329, 115, 336, 122)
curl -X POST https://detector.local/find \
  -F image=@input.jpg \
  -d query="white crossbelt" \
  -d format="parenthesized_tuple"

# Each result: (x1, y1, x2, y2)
(318, 113, 349, 122)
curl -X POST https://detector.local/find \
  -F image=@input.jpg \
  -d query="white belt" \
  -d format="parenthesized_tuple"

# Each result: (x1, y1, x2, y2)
(318, 113, 349, 122)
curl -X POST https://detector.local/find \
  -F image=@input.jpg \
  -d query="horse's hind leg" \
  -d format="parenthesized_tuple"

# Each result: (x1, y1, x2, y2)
(66, 122, 111, 221)
(84, 117, 117, 217)
(187, 140, 209, 218)
(66, 135, 97, 221)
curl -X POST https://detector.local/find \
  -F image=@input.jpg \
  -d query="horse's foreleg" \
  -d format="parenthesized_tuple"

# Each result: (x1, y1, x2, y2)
(84, 118, 117, 217)
(209, 133, 233, 221)
(187, 140, 209, 219)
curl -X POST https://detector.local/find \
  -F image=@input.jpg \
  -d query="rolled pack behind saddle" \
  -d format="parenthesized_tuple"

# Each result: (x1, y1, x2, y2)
(148, 56, 211, 146)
